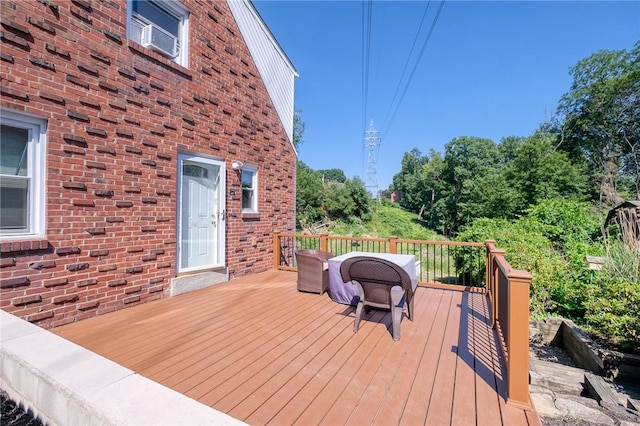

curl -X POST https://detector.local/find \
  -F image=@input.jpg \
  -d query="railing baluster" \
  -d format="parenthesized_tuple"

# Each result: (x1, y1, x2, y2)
(276, 234, 498, 290)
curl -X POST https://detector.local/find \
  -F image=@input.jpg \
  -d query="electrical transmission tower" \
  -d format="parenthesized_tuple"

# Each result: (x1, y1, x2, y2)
(363, 119, 381, 199)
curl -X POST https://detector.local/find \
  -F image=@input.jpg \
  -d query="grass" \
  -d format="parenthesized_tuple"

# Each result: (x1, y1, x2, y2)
(327, 202, 443, 240)
(323, 203, 480, 285)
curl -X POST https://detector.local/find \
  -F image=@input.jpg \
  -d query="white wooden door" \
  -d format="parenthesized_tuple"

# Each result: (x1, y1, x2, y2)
(178, 155, 225, 272)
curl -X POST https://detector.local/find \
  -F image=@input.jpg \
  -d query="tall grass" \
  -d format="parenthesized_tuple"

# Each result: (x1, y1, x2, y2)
(328, 202, 442, 240)
(585, 211, 640, 350)
(604, 212, 640, 285)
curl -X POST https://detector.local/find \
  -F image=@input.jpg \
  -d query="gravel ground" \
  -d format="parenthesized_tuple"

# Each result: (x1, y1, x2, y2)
(530, 343, 640, 426)
(0, 390, 43, 426)
(531, 341, 579, 367)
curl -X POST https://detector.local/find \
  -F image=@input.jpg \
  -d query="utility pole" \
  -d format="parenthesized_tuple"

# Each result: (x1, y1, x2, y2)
(363, 119, 381, 200)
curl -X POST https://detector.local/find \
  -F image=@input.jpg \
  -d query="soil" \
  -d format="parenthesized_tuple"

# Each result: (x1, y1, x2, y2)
(531, 341, 578, 367)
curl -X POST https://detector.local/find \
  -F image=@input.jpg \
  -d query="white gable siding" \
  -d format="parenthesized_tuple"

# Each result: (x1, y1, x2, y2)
(227, 0, 298, 145)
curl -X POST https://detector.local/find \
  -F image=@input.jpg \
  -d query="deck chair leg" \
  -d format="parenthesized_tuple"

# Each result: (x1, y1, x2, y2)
(353, 280, 366, 333)
(407, 279, 418, 321)
(407, 295, 414, 321)
(353, 301, 364, 333)
(391, 286, 404, 341)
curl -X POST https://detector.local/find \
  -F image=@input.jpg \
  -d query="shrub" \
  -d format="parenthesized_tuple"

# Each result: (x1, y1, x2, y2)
(584, 235, 640, 350)
(457, 217, 574, 317)
(525, 199, 601, 252)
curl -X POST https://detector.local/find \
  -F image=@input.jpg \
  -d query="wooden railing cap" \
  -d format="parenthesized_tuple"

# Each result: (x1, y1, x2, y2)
(507, 269, 533, 280)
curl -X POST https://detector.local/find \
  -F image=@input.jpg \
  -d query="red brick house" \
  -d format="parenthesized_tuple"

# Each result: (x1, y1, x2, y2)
(0, 0, 298, 328)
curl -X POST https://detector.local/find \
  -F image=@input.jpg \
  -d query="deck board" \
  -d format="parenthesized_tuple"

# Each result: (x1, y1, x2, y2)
(347, 286, 440, 425)
(425, 290, 463, 425)
(451, 292, 479, 426)
(373, 287, 443, 425)
(52, 270, 539, 426)
(293, 310, 387, 425)
(473, 291, 506, 426)
(400, 290, 454, 424)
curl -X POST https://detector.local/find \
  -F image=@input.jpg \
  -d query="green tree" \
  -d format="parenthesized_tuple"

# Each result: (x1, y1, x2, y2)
(318, 168, 346, 183)
(296, 161, 324, 227)
(557, 41, 640, 206)
(344, 177, 372, 221)
(467, 172, 520, 220)
(499, 136, 526, 164)
(417, 150, 446, 227)
(525, 198, 602, 253)
(507, 131, 589, 207)
(391, 148, 427, 213)
(441, 136, 502, 233)
(324, 177, 372, 222)
(292, 110, 305, 150)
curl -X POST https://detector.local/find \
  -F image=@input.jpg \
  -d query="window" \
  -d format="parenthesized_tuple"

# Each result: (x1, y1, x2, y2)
(0, 110, 47, 238)
(241, 166, 258, 212)
(183, 164, 208, 178)
(127, 0, 189, 67)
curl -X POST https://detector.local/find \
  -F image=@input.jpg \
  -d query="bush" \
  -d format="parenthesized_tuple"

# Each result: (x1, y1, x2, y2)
(525, 199, 601, 252)
(584, 238, 640, 350)
(457, 217, 574, 317)
(322, 178, 372, 223)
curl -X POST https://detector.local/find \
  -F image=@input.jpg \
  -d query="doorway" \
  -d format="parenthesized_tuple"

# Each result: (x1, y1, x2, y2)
(177, 154, 225, 273)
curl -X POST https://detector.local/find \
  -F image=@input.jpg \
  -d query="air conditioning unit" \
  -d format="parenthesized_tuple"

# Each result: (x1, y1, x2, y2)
(141, 23, 178, 58)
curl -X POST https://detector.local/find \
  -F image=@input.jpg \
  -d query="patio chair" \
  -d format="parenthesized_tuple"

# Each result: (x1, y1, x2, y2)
(295, 249, 335, 294)
(340, 256, 418, 341)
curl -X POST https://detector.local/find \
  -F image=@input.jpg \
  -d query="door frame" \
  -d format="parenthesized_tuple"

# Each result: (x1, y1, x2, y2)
(176, 153, 226, 273)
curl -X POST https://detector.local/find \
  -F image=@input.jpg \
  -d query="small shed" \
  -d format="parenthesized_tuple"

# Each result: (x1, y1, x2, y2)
(604, 200, 640, 240)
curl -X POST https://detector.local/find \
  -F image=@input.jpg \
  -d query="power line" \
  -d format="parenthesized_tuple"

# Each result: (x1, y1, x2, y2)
(380, 1, 433, 132)
(381, 0, 446, 138)
(361, 0, 373, 132)
(359, 0, 445, 192)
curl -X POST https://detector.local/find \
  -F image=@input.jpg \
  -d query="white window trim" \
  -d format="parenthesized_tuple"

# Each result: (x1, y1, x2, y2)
(241, 165, 258, 213)
(0, 109, 47, 239)
(126, 0, 190, 68)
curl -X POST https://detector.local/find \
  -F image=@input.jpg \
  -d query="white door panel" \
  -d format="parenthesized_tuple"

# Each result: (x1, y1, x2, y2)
(178, 155, 225, 272)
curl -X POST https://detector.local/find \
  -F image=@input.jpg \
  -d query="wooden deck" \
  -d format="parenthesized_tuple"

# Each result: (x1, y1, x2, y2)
(52, 270, 540, 425)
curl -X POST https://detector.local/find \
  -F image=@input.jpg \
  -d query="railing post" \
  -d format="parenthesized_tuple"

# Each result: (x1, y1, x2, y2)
(506, 269, 533, 410)
(320, 233, 329, 252)
(485, 240, 495, 295)
(389, 236, 398, 254)
(491, 247, 505, 328)
(273, 231, 281, 269)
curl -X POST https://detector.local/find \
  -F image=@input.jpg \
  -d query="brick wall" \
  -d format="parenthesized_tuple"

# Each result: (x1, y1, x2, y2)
(0, 0, 296, 328)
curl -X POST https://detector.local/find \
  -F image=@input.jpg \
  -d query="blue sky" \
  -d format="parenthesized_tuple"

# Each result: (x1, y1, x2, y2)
(252, 1, 640, 192)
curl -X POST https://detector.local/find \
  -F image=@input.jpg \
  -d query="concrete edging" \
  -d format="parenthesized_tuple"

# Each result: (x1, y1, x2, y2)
(0, 310, 246, 426)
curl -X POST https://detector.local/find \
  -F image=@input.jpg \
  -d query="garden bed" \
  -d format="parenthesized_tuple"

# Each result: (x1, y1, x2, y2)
(530, 318, 640, 425)
(530, 317, 640, 383)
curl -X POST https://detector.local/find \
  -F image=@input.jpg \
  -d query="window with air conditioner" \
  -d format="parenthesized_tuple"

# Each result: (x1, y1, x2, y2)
(127, 0, 189, 67)
(0, 109, 47, 239)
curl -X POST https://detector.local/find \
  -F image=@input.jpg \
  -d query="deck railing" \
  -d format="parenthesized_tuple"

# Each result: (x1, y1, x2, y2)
(274, 232, 486, 287)
(485, 240, 533, 409)
(273, 232, 533, 409)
